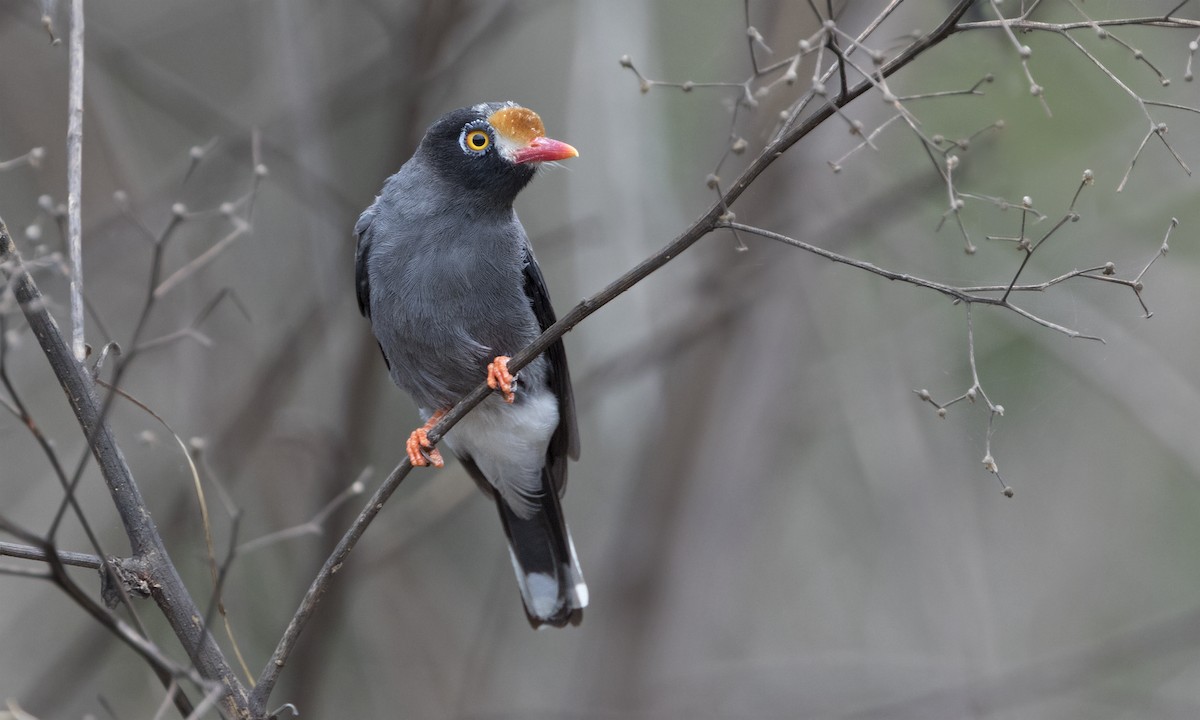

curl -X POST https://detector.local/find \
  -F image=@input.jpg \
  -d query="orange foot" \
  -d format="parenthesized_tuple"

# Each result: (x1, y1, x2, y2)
(406, 410, 446, 468)
(486, 355, 516, 404)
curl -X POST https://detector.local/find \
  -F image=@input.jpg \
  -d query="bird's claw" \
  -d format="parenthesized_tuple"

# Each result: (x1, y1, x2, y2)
(487, 355, 517, 403)
(406, 411, 446, 468)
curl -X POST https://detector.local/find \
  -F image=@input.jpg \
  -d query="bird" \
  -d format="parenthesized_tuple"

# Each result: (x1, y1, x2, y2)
(354, 102, 586, 628)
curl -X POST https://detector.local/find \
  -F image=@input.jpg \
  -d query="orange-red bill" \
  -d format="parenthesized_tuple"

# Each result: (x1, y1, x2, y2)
(511, 136, 579, 164)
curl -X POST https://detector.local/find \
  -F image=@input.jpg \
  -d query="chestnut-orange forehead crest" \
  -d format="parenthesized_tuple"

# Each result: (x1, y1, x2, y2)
(487, 106, 545, 146)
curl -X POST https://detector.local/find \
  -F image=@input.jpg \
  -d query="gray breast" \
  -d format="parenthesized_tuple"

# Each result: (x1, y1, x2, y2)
(366, 189, 542, 410)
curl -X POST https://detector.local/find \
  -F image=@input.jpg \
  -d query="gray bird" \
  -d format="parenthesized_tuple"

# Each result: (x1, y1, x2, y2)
(355, 102, 586, 628)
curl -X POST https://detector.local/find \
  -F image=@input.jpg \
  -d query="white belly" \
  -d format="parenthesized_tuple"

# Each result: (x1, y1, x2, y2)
(437, 391, 559, 518)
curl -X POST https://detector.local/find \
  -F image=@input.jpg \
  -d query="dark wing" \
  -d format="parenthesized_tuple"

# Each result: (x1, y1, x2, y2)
(355, 207, 392, 370)
(522, 245, 580, 484)
(354, 209, 375, 319)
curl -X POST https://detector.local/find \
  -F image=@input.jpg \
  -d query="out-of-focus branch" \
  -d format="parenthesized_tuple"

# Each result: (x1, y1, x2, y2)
(249, 2, 979, 712)
(0, 514, 200, 717)
(0, 218, 250, 718)
(716, 218, 1141, 342)
(956, 16, 1200, 32)
(152, 218, 250, 298)
(0, 313, 114, 572)
(237, 469, 368, 555)
(67, 0, 85, 361)
(916, 306, 1011, 495)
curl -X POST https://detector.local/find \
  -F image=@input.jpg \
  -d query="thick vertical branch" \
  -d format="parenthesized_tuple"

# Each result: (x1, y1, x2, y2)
(0, 219, 249, 719)
(67, 0, 85, 360)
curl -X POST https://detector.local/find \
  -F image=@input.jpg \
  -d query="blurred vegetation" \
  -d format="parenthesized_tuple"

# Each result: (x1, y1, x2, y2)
(1, 1, 1199, 718)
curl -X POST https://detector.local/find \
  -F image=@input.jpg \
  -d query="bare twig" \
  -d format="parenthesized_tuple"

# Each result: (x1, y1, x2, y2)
(1, 315, 110, 568)
(47, 143, 259, 543)
(0, 139, 264, 717)
(0, 563, 51, 579)
(0, 218, 249, 717)
(0, 514, 200, 717)
(0, 147, 46, 172)
(66, 0, 84, 361)
(152, 218, 250, 298)
(249, 4, 979, 712)
(0, 540, 102, 569)
(956, 17, 1200, 33)
(915, 306, 1013, 497)
(988, 0, 1052, 115)
(150, 681, 182, 720)
(720, 221, 1112, 342)
(238, 469, 370, 555)
(95, 376, 259, 688)
(6, 2, 1188, 716)
(136, 288, 248, 353)
(183, 683, 225, 720)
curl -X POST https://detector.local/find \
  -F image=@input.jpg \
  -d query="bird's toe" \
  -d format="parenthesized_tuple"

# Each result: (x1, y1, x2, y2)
(487, 355, 517, 403)
(406, 412, 446, 468)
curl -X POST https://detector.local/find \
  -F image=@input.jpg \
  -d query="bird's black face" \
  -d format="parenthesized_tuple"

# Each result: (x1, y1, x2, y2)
(419, 103, 578, 206)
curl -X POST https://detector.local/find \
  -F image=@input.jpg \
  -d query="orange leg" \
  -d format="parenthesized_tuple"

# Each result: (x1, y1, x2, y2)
(486, 355, 517, 404)
(406, 409, 446, 468)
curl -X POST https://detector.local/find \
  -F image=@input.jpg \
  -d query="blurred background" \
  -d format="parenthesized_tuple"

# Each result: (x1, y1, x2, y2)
(2, 1, 1200, 718)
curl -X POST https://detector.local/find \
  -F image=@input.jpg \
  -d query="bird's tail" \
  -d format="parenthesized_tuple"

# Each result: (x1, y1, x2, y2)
(495, 469, 587, 628)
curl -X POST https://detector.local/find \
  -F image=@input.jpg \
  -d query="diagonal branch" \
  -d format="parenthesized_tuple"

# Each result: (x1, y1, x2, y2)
(249, 1, 979, 713)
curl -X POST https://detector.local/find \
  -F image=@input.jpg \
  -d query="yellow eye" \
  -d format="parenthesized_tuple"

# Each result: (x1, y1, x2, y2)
(465, 130, 490, 151)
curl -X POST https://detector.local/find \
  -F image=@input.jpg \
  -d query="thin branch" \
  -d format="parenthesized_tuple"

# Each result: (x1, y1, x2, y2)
(896, 74, 993, 100)
(152, 218, 250, 299)
(1000, 211, 1076, 303)
(238, 469, 369, 555)
(136, 287, 248, 353)
(67, 0, 84, 361)
(0, 141, 262, 717)
(915, 306, 1013, 496)
(0, 540, 102, 569)
(0, 147, 46, 172)
(151, 682, 182, 720)
(183, 683, 225, 720)
(95, 376, 258, 688)
(987, 0, 1052, 115)
(0, 563, 52, 579)
(249, 3, 980, 712)
(48, 141, 258, 543)
(0, 218, 249, 717)
(0, 515, 200, 717)
(1, 315, 110, 569)
(723, 220, 1106, 342)
(956, 17, 1200, 33)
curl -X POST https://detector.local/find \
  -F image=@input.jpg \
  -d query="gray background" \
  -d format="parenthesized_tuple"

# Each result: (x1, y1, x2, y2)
(1, 1, 1199, 718)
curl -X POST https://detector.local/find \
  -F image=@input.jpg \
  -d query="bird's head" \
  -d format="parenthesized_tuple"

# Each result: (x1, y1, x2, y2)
(416, 102, 578, 206)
